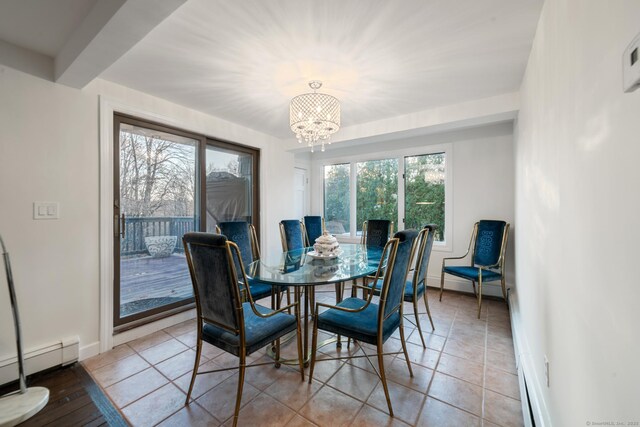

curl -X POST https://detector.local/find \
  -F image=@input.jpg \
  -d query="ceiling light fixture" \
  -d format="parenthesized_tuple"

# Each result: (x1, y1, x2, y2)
(290, 81, 340, 153)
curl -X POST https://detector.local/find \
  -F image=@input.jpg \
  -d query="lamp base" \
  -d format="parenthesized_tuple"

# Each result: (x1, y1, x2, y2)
(0, 386, 49, 427)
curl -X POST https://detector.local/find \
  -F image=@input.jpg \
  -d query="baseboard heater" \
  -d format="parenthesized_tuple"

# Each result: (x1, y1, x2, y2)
(0, 336, 79, 387)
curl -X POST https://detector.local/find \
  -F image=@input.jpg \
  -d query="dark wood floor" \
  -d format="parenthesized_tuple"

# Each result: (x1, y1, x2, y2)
(0, 364, 128, 427)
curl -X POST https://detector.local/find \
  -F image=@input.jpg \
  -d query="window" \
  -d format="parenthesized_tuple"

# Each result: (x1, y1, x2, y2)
(321, 147, 450, 247)
(404, 153, 445, 242)
(356, 159, 398, 232)
(323, 164, 350, 235)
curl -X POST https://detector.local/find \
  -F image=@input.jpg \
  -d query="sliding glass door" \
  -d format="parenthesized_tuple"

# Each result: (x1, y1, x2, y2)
(113, 115, 260, 328)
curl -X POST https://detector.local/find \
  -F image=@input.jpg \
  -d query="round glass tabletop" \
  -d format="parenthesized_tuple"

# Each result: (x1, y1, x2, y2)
(246, 243, 384, 286)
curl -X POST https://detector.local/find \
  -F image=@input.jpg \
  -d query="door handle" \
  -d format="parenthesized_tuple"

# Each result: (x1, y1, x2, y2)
(120, 213, 126, 238)
(114, 214, 119, 238)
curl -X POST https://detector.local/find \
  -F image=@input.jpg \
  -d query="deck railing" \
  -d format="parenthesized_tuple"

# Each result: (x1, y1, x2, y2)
(121, 216, 196, 256)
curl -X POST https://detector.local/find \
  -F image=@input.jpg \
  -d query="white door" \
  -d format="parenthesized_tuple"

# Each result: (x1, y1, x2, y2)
(293, 167, 307, 219)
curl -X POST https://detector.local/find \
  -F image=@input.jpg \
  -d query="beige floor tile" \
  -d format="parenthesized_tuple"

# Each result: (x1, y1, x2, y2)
(226, 393, 296, 427)
(121, 383, 186, 427)
(200, 342, 226, 360)
(138, 338, 189, 365)
(196, 375, 260, 422)
(175, 330, 198, 348)
(385, 357, 433, 393)
(164, 319, 197, 337)
(416, 397, 480, 427)
(398, 341, 440, 370)
(487, 334, 515, 356)
(436, 353, 484, 386)
(129, 330, 173, 353)
(351, 404, 410, 427)
(308, 357, 344, 383)
(285, 415, 318, 427)
(327, 363, 380, 401)
(407, 330, 446, 351)
(299, 385, 364, 427)
(156, 349, 199, 380)
(483, 389, 524, 427)
(442, 338, 485, 364)
(486, 349, 517, 375)
(264, 368, 322, 411)
(485, 367, 521, 401)
(174, 359, 234, 400)
(92, 353, 150, 387)
(105, 367, 168, 408)
(447, 327, 486, 348)
(83, 344, 134, 372)
(427, 372, 483, 416)
(367, 380, 426, 425)
(244, 356, 290, 391)
(157, 402, 221, 426)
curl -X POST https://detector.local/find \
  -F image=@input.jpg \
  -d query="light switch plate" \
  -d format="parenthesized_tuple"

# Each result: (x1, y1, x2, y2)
(33, 202, 59, 220)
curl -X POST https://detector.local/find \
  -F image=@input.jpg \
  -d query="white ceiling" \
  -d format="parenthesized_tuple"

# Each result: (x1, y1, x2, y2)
(0, 0, 97, 57)
(0, 0, 542, 140)
(101, 0, 543, 139)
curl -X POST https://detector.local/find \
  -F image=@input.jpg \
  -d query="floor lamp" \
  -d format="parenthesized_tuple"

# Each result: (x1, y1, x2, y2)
(0, 235, 49, 427)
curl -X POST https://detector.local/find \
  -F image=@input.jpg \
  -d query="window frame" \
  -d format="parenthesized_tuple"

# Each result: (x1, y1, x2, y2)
(319, 142, 453, 251)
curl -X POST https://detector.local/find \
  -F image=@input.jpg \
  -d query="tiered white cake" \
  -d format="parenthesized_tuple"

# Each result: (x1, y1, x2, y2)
(313, 231, 340, 255)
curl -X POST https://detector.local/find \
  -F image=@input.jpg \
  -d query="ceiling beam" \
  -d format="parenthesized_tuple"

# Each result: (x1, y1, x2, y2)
(55, 0, 187, 89)
(0, 39, 53, 81)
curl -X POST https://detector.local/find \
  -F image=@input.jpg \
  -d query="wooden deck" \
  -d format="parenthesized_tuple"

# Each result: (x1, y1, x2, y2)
(120, 254, 192, 305)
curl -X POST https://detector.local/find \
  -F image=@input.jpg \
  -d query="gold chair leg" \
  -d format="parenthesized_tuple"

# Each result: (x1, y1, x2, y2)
(439, 271, 445, 301)
(275, 338, 281, 368)
(477, 279, 483, 319)
(398, 321, 413, 378)
(233, 354, 246, 427)
(413, 299, 426, 348)
(501, 277, 507, 301)
(296, 309, 305, 381)
(308, 314, 319, 384)
(185, 338, 202, 405)
(377, 341, 394, 417)
(335, 282, 343, 348)
(423, 290, 435, 331)
(471, 280, 477, 297)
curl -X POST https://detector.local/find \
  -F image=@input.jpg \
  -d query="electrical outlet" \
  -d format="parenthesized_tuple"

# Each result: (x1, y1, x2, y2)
(544, 355, 550, 387)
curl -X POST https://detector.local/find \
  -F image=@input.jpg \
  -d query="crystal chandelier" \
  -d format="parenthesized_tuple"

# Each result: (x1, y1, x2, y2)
(290, 81, 341, 152)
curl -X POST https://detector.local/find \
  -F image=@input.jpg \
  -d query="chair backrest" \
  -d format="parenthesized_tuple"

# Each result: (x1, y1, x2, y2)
(379, 229, 418, 319)
(413, 224, 437, 288)
(218, 221, 258, 276)
(183, 232, 242, 333)
(303, 216, 324, 246)
(472, 220, 509, 268)
(280, 219, 305, 251)
(362, 219, 393, 248)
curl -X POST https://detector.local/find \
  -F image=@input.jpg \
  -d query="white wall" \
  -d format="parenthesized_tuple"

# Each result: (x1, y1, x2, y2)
(308, 122, 515, 292)
(515, 0, 640, 424)
(0, 66, 296, 374)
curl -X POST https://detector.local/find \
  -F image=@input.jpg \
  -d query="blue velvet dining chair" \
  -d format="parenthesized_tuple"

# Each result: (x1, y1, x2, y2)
(279, 219, 306, 252)
(365, 225, 437, 347)
(308, 230, 418, 417)
(182, 233, 304, 427)
(361, 219, 393, 248)
(440, 220, 510, 318)
(217, 221, 286, 307)
(303, 216, 324, 246)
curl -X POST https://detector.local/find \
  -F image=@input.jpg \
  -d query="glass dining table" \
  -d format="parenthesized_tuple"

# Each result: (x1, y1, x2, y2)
(246, 243, 384, 364)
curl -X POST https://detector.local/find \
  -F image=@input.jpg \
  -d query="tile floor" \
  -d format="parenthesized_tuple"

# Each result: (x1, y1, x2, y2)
(83, 287, 523, 426)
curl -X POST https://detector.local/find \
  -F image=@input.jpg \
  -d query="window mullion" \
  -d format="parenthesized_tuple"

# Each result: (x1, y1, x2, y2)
(397, 157, 405, 231)
(349, 162, 357, 238)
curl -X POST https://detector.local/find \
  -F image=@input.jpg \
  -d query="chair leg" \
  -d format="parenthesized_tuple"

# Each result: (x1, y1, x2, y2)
(471, 280, 477, 297)
(335, 282, 343, 348)
(413, 299, 426, 348)
(423, 290, 435, 331)
(398, 321, 413, 378)
(439, 271, 445, 301)
(295, 307, 305, 381)
(377, 341, 394, 417)
(232, 353, 246, 427)
(274, 338, 281, 369)
(185, 338, 202, 405)
(308, 314, 319, 384)
(500, 276, 507, 301)
(477, 279, 483, 319)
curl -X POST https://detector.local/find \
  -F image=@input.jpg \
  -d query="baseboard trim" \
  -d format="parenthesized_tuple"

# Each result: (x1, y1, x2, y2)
(426, 274, 508, 298)
(509, 287, 552, 427)
(0, 336, 79, 386)
(79, 341, 101, 361)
